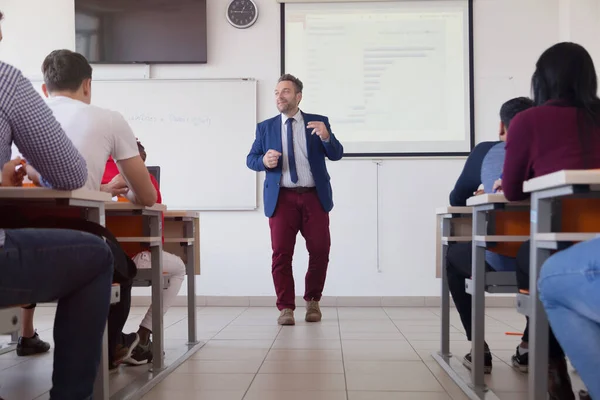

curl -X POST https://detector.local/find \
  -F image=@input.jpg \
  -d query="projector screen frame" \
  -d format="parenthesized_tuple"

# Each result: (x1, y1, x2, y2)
(279, 0, 475, 158)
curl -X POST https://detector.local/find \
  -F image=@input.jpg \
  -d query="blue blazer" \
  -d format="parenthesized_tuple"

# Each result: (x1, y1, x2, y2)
(246, 112, 344, 217)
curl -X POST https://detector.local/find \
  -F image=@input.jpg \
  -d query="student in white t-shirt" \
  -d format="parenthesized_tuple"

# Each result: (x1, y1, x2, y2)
(39, 50, 156, 204)
(18, 49, 158, 369)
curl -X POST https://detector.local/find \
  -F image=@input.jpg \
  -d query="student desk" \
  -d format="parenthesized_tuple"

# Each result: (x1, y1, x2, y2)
(163, 210, 200, 345)
(0, 187, 114, 400)
(104, 203, 203, 400)
(522, 170, 600, 400)
(434, 206, 472, 360)
(435, 194, 528, 400)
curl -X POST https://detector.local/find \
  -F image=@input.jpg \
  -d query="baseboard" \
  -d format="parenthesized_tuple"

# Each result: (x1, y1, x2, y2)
(130, 295, 517, 308)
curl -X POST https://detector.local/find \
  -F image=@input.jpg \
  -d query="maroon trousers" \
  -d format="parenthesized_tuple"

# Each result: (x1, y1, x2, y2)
(269, 188, 331, 311)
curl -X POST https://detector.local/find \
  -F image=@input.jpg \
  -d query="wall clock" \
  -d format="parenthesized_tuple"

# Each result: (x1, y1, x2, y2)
(226, 0, 258, 29)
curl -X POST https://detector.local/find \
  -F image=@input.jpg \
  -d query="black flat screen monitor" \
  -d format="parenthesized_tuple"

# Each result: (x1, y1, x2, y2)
(75, 0, 207, 64)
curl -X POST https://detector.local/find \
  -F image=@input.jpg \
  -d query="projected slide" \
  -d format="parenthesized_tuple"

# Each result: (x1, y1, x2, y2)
(285, 1, 471, 155)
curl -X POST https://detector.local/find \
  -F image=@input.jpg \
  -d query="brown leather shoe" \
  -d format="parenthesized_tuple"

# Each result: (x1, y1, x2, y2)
(305, 300, 322, 322)
(548, 357, 575, 400)
(277, 309, 295, 325)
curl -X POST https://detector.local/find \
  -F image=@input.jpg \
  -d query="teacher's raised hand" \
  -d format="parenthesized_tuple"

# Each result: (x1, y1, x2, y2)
(307, 121, 330, 141)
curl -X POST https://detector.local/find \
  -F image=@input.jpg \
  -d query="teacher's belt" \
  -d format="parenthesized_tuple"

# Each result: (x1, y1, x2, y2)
(282, 186, 316, 194)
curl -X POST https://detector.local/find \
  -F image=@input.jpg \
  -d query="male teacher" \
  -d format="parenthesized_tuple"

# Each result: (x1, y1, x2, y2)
(246, 74, 344, 325)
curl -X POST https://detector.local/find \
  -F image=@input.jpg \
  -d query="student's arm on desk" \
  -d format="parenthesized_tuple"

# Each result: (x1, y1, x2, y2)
(116, 156, 157, 207)
(9, 72, 87, 189)
(449, 142, 491, 206)
(502, 113, 534, 201)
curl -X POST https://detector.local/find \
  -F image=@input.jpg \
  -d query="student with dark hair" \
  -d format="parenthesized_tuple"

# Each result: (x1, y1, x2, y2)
(497, 42, 600, 400)
(449, 97, 534, 205)
(29, 48, 159, 369)
(40, 49, 156, 202)
(445, 97, 534, 374)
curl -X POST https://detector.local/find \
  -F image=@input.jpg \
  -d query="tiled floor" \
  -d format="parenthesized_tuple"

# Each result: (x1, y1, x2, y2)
(0, 306, 587, 400)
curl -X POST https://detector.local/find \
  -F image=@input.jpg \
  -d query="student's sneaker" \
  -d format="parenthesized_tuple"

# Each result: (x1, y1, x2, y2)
(123, 340, 153, 366)
(463, 351, 493, 374)
(109, 362, 120, 374)
(16, 332, 51, 356)
(511, 346, 529, 373)
(113, 333, 140, 365)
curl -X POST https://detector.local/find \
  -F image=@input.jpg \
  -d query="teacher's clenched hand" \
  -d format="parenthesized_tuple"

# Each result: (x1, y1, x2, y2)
(262, 149, 282, 169)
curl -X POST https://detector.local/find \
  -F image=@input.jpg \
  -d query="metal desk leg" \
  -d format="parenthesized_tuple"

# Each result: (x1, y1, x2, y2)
(88, 204, 109, 400)
(530, 193, 551, 400)
(471, 208, 487, 391)
(184, 221, 197, 344)
(440, 218, 451, 358)
(150, 214, 164, 370)
(93, 325, 109, 400)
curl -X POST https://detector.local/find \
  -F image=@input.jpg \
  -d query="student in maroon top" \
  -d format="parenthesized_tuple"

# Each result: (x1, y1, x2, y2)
(497, 42, 600, 400)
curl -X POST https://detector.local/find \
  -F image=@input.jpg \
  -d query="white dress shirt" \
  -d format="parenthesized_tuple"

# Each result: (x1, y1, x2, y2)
(280, 110, 315, 188)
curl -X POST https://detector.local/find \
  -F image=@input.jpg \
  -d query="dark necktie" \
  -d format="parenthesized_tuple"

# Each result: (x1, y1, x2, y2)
(286, 118, 298, 183)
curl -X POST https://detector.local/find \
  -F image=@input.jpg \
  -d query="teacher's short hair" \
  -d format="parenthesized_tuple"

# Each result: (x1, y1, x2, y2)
(278, 74, 303, 93)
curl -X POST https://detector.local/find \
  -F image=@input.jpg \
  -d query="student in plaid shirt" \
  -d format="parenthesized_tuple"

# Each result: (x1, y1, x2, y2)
(0, 11, 115, 400)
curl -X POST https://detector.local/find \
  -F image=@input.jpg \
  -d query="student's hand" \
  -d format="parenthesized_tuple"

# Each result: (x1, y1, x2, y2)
(262, 149, 281, 169)
(473, 184, 484, 196)
(307, 121, 330, 141)
(25, 164, 42, 187)
(493, 179, 503, 193)
(1, 158, 27, 187)
(102, 174, 129, 196)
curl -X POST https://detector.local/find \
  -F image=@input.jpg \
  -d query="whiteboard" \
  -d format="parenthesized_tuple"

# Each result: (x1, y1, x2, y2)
(31, 79, 258, 211)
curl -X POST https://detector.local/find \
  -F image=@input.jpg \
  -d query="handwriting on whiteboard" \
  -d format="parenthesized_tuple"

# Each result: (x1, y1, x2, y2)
(127, 113, 212, 127)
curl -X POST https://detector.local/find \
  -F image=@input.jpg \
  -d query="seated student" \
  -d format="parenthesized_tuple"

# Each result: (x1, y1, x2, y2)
(0, 22, 113, 397)
(498, 42, 600, 400)
(538, 238, 599, 400)
(102, 141, 186, 366)
(445, 97, 534, 373)
(449, 110, 509, 206)
(33, 48, 158, 368)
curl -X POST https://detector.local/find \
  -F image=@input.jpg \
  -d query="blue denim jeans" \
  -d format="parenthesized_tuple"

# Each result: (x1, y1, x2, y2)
(539, 238, 600, 399)
(0, 228, 114, 400)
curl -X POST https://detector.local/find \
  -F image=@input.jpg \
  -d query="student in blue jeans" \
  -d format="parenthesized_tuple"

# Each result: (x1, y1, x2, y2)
(538, 238, 600, 400)
(0, 229, 114, 400)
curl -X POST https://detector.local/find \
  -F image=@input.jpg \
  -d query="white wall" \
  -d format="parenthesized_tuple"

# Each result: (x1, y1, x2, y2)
(0, 0, 598, 299)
